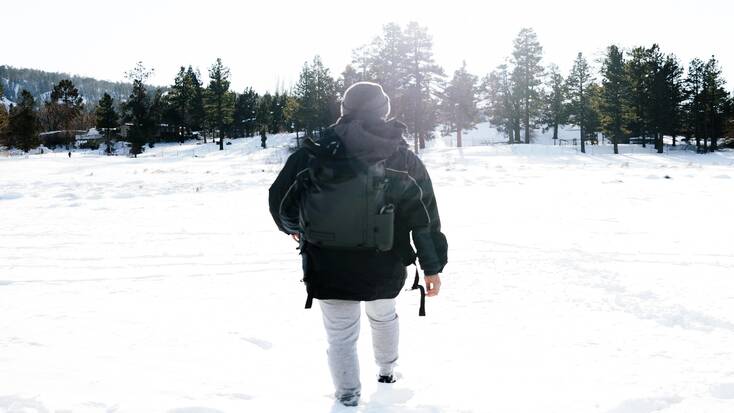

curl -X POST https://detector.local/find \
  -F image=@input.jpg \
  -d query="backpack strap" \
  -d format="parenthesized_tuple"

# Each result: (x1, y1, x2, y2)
(409, 266, 426, 317)
(305, 293, 314, 309)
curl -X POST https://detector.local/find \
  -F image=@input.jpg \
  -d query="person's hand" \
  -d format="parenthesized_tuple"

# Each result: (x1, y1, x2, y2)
(291, 233, 300, 243)
(425, 274, 441, 297)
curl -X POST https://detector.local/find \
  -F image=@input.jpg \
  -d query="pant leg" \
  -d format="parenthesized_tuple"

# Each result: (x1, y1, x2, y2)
(365, 298, 399, 376)
(319, 299, 362, 399)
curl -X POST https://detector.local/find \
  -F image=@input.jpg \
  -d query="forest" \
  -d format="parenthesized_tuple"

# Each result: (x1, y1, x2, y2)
(1, 23, 733, 156)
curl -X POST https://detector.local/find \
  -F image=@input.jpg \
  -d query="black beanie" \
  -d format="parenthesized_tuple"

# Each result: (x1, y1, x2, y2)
(340, 82, 391, 120)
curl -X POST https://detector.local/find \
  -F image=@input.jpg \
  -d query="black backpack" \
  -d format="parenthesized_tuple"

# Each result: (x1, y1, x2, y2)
(298, 151, 395, 252)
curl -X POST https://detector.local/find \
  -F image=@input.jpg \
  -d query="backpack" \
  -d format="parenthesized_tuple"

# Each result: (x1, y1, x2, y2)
(297, 151, 396, 252)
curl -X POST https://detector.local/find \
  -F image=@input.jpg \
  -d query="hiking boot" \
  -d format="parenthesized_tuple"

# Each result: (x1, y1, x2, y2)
(377, 374, 397, 384)
(338, 393, 360, 407)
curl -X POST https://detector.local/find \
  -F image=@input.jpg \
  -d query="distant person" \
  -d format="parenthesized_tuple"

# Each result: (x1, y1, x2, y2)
(268, 82, 448, 407)
(68, 151, 71, 158)
(260, 127, 268, 149)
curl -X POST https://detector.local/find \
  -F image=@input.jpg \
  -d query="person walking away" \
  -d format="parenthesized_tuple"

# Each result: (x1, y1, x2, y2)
(268, 82, 448, 407)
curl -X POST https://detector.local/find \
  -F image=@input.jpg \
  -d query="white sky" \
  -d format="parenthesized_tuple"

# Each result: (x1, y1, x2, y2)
(3, 0, 733, 94)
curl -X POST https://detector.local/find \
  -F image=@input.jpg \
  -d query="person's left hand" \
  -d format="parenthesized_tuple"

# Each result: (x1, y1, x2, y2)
(425, 274, 441, 297)
(291, 233, 300, 243)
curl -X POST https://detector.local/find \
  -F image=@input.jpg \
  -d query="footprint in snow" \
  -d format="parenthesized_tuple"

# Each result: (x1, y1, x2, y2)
(241, 336, 273, 350)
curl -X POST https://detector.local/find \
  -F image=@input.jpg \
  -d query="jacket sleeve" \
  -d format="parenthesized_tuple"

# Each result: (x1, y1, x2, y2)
(399, 152, 448, 275)
(268, 150, 307, 235)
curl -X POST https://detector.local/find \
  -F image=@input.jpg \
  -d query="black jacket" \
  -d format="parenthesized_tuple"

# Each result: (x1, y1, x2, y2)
(268, 117, 448, 301)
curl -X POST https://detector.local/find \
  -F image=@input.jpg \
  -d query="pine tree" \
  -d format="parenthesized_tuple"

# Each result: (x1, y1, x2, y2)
(339, 65, 361, 92)
(0, 111, 10, 150)
(625, 47, 650, 147)
(205, 58, 232, 150)
(234, 87, 259, 137)
(684, 59, 706, 150)
(484, 63, 521, 143)
(123, 62, 155, 157)
(0, 83, 8, 147)
(440, 61, 479, 147)
(8, 90, 40, 152)
(541, 64, 568, 143)
(701, 56, 730, 151)
(566, 52, 595, 153)
(283, 95, 302, 145)
(45, 79, 84, 147)
(511, 28, 544, 143)
(601, 45, 628, 154)
(402, 22, 444, 152)
(362, 23, 408, 117)
(256, 93, 273, 136)
(294, 56, 337, 137)
(96, 93, 119, 154)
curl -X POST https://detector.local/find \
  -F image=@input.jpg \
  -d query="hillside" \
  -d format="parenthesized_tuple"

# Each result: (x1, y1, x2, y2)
(0, 65, 133, 105)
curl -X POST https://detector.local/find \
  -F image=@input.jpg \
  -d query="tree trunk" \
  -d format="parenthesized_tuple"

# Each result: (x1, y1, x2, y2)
(457, 127, 463, 148)
(553, 124, 559, 140)
(580, 127, 586, 153)
(613, 134, 619, 154)
(657, 133, 663, 154)
(508, 128, 514, 144)
(414, 133, 419, 153)
(419, 133, 426, 149)
(524, 103, 530, 144)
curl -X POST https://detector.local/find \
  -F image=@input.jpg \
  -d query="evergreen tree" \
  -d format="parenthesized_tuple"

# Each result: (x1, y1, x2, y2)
(234, 87, 259, 137)
(8, 90, 40, 152)
(205, 58, 232, 150)
(45, 79, 84, 147)
(166, 66, 205, 139)
(402, 22, 444, 152)
(601, 45, 628, 154)
(270, 91, 286, 133)
(440, 61, 480, 147)
(186, 66, 206, 132)
(511, 28, 544, 143)
(256, 92, 273, 136)
(625, 47, 650, 147)
(484, 63, 521, 143)
(284, 95, 302, 145)
(123, 62, 155, 157)
(566, 52, 595, 153)
(294, 56, 338, 137)
(701, 56, 730, 151)
(684, 59, 706, 150)
(361, 23, 408, 117)
(0, 83, 8, 147)
(340, 65, 361, 92)
(541, 64, 568, 143)
(95, 93, 119, 154)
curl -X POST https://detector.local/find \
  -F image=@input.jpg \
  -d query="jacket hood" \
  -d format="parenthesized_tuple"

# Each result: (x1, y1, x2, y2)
(329, 116, 408, 163)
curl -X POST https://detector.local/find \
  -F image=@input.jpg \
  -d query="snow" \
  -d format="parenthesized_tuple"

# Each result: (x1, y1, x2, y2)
(1, 132, 734, 412)
(0, 96, 13, 109)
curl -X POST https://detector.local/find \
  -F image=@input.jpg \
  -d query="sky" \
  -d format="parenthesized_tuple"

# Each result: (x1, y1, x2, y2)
(3, 0, 733, 94)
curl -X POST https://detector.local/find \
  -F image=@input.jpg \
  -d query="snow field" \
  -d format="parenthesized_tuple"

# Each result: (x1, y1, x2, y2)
(1, 131, 734, 412)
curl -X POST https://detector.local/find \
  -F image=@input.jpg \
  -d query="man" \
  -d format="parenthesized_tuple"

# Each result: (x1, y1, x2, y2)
(268, 82, 447, 407)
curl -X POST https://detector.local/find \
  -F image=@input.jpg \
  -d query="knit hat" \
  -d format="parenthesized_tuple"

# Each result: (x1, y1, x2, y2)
(340, 82, 391, 120)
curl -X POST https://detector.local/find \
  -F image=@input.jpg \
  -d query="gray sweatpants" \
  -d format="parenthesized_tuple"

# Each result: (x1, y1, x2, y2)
(319, 299, 399, 399)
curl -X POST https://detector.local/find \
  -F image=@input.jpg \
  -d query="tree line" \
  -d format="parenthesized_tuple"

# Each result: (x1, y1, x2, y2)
(2, 24, 733, 155)
(483, 29, 733, 153)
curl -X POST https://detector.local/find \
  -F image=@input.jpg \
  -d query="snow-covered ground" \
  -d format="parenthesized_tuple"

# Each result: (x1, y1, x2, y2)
(1, 132, 734, 413)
